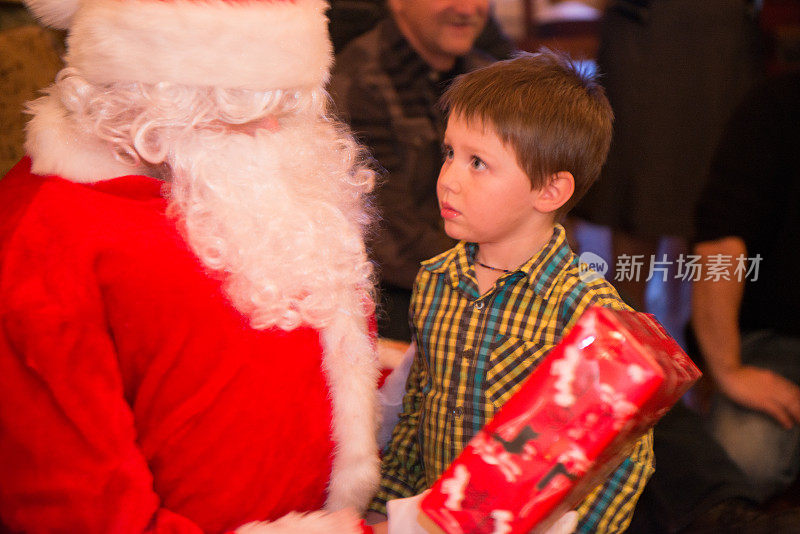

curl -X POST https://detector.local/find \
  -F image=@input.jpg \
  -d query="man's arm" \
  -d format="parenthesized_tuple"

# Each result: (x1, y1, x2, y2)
(692, 237, 800, 429)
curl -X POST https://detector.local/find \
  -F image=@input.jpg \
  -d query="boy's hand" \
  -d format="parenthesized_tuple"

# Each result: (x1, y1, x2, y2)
(388, 493, 578, 534)
(411, 511, 577, 534)
(386, 492, 429, 533)
(544, 511, 579, 534)
(369, 520, 388, 534)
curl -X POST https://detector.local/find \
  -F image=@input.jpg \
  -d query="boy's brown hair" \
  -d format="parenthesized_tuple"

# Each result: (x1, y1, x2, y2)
(440, 48, 613, 215)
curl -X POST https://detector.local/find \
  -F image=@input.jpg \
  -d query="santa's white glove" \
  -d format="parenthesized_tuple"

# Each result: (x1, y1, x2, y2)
(236, 508, 363, 533)
(542, 511, 579, 534)
(377, 343, 416, 449)
(386, 491, 428, 534)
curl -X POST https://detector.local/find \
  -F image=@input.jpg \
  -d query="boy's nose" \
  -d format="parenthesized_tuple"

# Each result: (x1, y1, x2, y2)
(438, 164, 462, 194)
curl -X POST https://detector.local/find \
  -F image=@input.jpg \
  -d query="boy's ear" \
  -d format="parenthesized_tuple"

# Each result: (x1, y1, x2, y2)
(532, 171, 574, 213)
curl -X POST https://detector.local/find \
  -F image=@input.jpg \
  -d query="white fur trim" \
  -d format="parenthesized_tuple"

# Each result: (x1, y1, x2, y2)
(25, 94, 148, 182)
(24, 0, 80, 29)
(236, 509, 364, 534)
(321, 308, 381, 513)
(65, 0, 333, 90)
(235, 302, 381, 526)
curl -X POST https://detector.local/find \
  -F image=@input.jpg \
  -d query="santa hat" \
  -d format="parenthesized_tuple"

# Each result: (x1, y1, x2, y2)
(23, 0, 334, 90)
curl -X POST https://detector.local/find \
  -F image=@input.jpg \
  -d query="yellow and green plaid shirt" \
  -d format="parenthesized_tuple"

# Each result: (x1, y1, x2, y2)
(370, 225, 654, 533)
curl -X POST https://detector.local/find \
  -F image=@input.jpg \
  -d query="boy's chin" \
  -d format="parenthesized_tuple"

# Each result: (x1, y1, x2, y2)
(443, 224, 469, 243)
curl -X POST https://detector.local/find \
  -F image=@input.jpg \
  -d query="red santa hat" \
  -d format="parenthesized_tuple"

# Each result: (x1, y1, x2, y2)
(23, 0, 334, 90)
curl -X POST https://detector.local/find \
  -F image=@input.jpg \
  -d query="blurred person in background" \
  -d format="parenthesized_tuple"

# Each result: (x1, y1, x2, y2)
(330, 0, 513, 341)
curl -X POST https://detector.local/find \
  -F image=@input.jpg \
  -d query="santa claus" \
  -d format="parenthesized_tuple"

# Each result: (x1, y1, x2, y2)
(0, 0, 382, 532)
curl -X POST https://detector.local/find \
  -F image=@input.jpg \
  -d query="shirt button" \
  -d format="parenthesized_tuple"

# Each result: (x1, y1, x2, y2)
(452, 406, 464, 418)
(474, 301, 484, 310)
(462, 348, 473, 359)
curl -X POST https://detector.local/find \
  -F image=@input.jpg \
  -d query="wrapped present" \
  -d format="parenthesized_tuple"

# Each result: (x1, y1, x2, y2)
(420, 306, 701, 534)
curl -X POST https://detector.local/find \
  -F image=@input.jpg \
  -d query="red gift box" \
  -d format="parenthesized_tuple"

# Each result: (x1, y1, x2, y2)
(420, 306, 701, 534)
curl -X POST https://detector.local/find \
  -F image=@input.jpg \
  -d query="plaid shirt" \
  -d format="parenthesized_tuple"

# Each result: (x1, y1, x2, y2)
(371, 225, 654, 533)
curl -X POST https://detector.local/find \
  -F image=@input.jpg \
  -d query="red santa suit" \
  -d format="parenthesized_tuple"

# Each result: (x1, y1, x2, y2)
(0, 156, 380, 533)
(0, 0, 381, 530)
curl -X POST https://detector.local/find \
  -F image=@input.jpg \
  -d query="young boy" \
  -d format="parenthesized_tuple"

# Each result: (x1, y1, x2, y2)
(369, 50, 654, 533)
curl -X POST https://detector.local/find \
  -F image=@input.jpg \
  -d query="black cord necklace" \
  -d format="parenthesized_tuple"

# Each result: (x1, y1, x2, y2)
(475, 260, 512, 274)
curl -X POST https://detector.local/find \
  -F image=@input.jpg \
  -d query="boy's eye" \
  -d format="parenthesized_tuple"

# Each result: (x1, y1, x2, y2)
(442, 145, 454, 161)
(470, 156, 487, 171)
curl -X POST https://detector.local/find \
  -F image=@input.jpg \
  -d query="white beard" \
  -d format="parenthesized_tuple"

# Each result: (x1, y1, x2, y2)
(166, 113, 375, 332)
(164, 115, 383, 511)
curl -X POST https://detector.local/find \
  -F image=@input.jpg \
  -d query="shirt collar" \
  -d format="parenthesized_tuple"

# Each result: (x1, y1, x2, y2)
(420, 242, 478, 299)
(421, 225, 573, 300)
(515, 224, 573, 299)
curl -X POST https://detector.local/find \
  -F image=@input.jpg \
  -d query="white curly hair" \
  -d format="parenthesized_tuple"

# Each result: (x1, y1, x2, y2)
(49, 66, 376, 332)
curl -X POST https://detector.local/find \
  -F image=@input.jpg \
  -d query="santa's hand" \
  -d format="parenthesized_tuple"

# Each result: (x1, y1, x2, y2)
(386, 492, 429, 534)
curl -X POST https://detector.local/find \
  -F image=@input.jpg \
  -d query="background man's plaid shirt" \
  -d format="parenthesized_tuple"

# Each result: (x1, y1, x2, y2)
(370, 225, 654, 533)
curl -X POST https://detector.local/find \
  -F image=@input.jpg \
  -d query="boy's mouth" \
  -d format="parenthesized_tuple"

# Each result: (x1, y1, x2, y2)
(440, 202, 460, 219)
